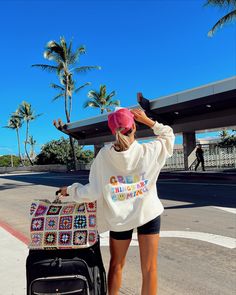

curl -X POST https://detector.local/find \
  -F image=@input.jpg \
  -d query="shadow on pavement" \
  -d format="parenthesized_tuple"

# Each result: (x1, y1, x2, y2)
(1, 172, 236, 209)
(0, 182, 33, 191)
(0, 172, 88, 189)
(158, 182, 236, 209)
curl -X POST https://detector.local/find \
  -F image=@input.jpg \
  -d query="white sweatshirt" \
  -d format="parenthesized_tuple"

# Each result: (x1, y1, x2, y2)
(68, 122, 175, 232)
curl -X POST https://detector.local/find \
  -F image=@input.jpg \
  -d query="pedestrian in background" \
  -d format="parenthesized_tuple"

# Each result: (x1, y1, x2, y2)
(195, 144, 205, 171)
(60, 108, 175, 295)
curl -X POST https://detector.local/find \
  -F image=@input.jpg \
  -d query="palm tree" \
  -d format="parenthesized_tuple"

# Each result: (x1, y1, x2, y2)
(205, 0, 236, 36)
(17, 101, 42, 166)
(50, 77, 91, 170)
(51, 76, 91, 119)
(28, 135, 37, 162)
(32, 36, 100, 170)
(220, 129, 229, 139)
(84, 85, 120, 114)
(4, 113, 23, 164)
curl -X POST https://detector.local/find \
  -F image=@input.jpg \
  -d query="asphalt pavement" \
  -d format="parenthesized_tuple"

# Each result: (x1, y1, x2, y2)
(0, 170, 235, 295)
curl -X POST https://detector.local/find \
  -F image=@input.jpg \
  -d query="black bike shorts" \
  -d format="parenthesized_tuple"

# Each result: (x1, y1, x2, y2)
(110, 215, 161, 240)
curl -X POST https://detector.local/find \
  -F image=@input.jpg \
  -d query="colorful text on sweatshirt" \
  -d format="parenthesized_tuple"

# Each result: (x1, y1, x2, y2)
(109, 172, 149, 202)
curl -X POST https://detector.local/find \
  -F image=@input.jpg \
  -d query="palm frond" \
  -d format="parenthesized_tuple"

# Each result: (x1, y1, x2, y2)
(87, 90, 102, 104)
(107, 99, 120, 107)
(74, 65, 101, 73)
(100, 85, 106, 98)
(11, 111, 23, 121)
(4, 117, 21, 129)
(59, 37, 68, 62)
(18, 101, 32, 118)
(34, 113, 43, 119)
(74, 82, 91, 94)
(28, 135, 36, 145)
(46, 39, 65, 60)
(57, 63, 65, 75)
(50, 83, 65, 91)
(204, 0, 236, 8)
(83, 100, 100, 108)
(78, 45, 86, 54)
(105, 90, 116, 101)
(17, 101, 42, 123)
(52, 93, 64, 101)
(67, 40, 73, 60)
(43, 51, 63, 64)
(60, 36, 67, 56)
(68, 45, 86, 64)
(32, 64, 58, 73)
(46, 40, 60, 49)
(11, 115, 23, 126)
(208, 9, 236, 36)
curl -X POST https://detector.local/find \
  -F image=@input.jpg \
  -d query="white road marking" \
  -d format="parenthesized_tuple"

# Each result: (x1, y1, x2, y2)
(213, 206, 236, 214)
(160, 231, 236, 249)
(100, 230, 236, 249)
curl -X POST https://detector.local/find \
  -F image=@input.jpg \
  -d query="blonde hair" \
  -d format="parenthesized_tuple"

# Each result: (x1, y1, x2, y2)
(113, 128, 132, 152)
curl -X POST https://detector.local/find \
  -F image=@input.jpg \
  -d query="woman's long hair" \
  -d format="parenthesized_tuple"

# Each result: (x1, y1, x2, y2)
(113, 128, 134, 152)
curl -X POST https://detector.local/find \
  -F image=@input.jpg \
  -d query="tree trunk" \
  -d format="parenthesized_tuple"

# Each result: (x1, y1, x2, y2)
(69, 96, 72, 119)
(65, 77, 77, 170)
(16, 128, 23, 166)
(69, 136, 78, 170)
(25, 121, 34, 166)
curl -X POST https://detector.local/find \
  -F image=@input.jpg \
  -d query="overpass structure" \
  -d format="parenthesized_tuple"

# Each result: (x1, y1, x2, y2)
(54, 76, 236, 170)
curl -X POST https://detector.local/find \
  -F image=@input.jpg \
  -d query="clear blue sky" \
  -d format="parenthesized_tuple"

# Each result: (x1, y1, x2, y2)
(0, 0, 235, 155)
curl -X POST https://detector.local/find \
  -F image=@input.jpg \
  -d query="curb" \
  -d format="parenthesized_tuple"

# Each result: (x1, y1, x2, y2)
(0, 220, 29, 245)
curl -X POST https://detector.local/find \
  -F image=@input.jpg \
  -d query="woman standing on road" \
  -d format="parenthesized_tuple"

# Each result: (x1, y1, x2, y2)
(60, 108, 175, 295)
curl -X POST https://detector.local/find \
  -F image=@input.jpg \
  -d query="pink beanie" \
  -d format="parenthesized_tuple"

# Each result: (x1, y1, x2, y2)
(108, 108, 134, 135)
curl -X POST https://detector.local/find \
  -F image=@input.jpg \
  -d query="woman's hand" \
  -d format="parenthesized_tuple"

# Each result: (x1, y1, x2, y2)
(130, 108, 155, 127)
(59, 186, 69, 197)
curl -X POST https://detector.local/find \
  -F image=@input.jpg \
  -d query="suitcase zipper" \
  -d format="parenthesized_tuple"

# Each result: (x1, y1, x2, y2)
(33, 290, 82, 294)
(33, 257, 93, 284)
(30, 274, 90, 295)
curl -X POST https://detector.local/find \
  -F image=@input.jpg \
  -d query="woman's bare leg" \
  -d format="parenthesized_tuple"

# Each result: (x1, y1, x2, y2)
(108, 237, 131, 295)
(138, 234, 160, 295)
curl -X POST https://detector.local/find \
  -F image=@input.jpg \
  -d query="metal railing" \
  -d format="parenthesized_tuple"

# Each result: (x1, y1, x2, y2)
(76, 145, 236, 172)
(164, 146, 236, 171)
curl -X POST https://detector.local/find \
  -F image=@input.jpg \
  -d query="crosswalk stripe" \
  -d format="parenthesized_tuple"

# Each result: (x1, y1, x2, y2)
(213, 206, 236, 214)
(100, 230, 236, 249)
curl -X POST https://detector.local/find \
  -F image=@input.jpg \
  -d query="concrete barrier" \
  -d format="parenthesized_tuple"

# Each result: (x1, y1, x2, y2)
(0, 164, 67, 174)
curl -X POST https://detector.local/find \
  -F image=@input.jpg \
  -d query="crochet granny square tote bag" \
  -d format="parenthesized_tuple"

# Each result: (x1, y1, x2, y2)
(29, 197, 98, 250)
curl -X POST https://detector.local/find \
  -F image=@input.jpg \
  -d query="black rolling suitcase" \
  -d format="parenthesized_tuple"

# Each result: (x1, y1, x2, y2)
(26, 192, 107, 295)
(26, 240, 106, 295)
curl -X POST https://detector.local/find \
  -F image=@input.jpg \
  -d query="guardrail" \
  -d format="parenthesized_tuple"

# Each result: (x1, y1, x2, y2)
(164, 146, 236, 171)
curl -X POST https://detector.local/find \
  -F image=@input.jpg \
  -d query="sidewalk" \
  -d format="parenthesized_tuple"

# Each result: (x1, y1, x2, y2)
(0, 226, 28, 295)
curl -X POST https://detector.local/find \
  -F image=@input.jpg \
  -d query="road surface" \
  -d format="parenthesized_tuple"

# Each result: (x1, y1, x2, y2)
(0, 171, 235, 294)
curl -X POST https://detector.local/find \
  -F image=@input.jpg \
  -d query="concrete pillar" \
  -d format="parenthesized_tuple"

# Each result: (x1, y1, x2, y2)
(94, 144, 104, 157)
(183, 132, 196, 170)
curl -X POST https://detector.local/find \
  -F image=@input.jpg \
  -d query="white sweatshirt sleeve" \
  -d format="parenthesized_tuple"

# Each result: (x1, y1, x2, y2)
(67, 151, 103, 203)
(151, 122, 175, 167)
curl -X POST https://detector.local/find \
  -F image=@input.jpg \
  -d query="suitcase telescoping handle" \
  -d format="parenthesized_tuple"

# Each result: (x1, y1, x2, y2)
(53, 189, 62, 204)
(55, 189, 62, 196)
(54, 189, 69, 203)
